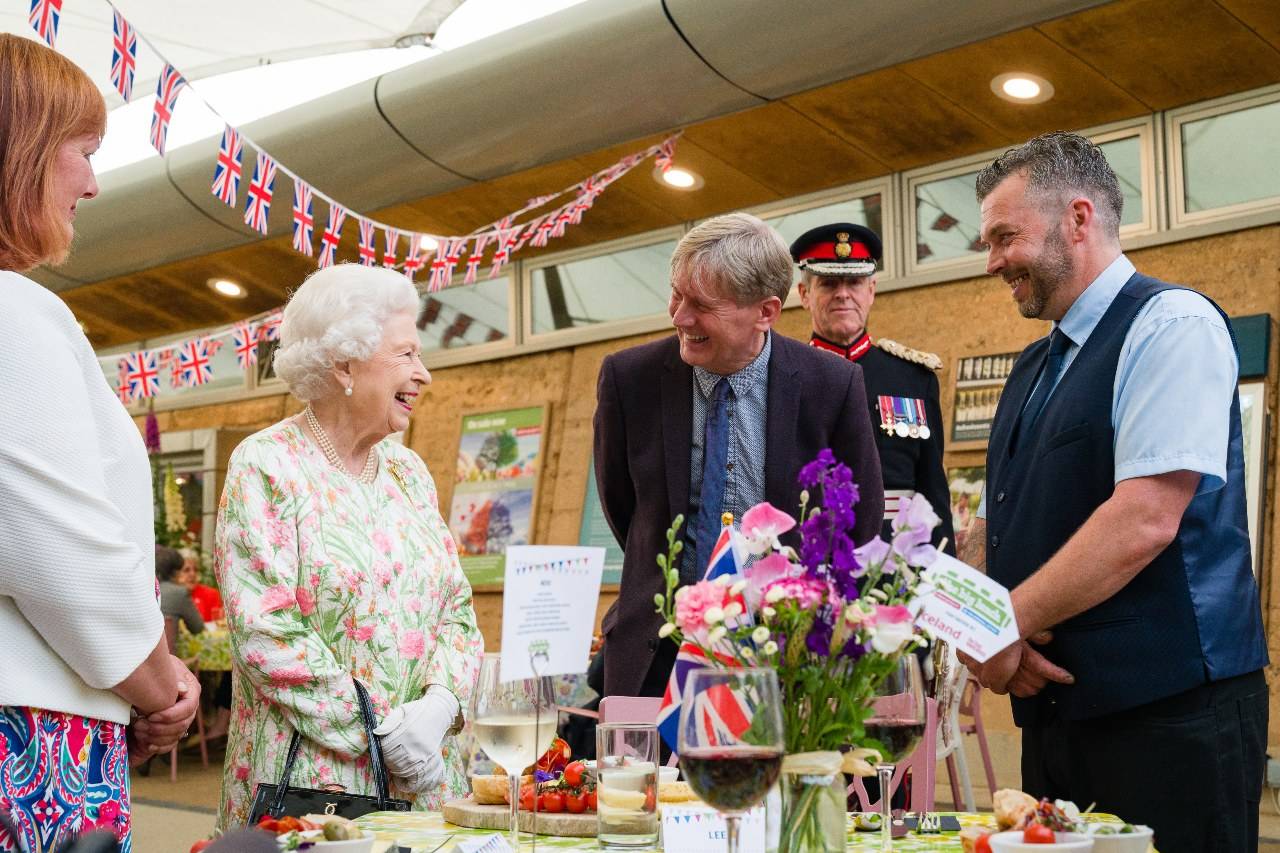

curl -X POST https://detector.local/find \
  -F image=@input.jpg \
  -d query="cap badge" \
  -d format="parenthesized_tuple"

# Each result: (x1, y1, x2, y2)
(834, 232, 852, 259)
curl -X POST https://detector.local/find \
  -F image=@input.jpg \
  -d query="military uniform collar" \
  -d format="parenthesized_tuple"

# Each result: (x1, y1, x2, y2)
(809, 331, 872, 362)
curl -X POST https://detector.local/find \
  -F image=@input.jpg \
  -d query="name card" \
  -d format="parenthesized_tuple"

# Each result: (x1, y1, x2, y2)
(499, 545, 605, 683)
(454, 834, 514, 853)
(918, 552, 1018, 662)
(661, 804, 766, 853)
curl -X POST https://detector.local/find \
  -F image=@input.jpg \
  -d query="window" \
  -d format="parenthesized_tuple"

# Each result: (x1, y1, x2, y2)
(764, 192, 884, 249)
(417, 274, 511, 352)
(528, 235, 678, 335)
(911, 166, 986, 269)
(1172, 91, 1280, 225)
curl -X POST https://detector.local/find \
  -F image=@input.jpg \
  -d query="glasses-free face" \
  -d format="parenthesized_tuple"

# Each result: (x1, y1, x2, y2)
(668, 271, 777, 376)
(798, 273, 876, 345)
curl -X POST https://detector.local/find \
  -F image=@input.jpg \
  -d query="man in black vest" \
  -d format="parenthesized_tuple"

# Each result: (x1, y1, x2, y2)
(959, 132, 1268, 853)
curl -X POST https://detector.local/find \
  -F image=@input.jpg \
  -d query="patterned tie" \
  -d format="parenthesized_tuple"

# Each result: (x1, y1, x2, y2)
(1014, 327, 1073, 451)
(689, 378, 733, 583)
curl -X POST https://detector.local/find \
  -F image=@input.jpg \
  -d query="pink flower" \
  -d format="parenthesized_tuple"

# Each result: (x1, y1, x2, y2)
(245, 650, 268, 668)
(98, 802, 119, 822)
(761, 576, 829, 610)
(870, 605, 915, 654)
(268, 666, 312, 687)
(743, 552, 793, 611)
(295, 586, 316, 616)
(406, 597, 422, 613)
(354, 625, 375, 642)
(309, 572, 321, 588)
(234, 765, 250, 781)
(740, 502, 796, 556)
(260, 586, 297, 614)
(372, 531, 392, 555)
(674, 581, 730, 636)
(398, 630, 425, 659)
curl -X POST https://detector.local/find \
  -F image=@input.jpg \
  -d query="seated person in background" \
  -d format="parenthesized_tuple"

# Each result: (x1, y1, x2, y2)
(179, 547, 222, 622)
(157, 545, 203, 635)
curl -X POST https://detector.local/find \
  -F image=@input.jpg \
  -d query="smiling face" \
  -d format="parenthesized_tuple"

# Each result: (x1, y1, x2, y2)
(50, 132, 100, 238)
(979, 172, 1077, 321)
(344, 311, 431, 437)
(668, 266, 779, 376)
(798, 272, 876, 345)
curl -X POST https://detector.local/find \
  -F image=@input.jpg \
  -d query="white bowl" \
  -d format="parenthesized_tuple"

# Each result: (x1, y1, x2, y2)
(989, 830, 1094, 852)
(276, 829, 376, 851)
(658, 766, 679, 784)
(1085, 825, 1153, 853)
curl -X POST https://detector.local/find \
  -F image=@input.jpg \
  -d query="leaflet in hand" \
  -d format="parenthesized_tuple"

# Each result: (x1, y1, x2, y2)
(917, 552, 1018, 662)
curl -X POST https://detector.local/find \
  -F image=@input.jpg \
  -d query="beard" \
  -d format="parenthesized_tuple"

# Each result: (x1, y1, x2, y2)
(1016, 226, 1074, 319)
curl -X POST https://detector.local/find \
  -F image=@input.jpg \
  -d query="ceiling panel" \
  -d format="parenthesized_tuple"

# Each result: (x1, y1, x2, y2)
(1216, 0, 1280, 49)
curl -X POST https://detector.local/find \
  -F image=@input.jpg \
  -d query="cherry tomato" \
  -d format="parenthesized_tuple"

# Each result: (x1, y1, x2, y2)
(189, 840, 214, 853)
(565, 792, 587, 814)
(974, 833, 992, 853)
(585, 789, 598, 812)
(540, 791, 565, 813)
(518, 784, 536, 811)
(644, 788, 656, 811)
(1023, 824, 1055, 844)
(563, 760, 586, 787)
(256, 818, 279, 834)
(276, 817, 302, 834)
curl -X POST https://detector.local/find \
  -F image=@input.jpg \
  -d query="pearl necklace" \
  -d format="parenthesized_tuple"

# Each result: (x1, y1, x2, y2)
(304, 406, 378, 484)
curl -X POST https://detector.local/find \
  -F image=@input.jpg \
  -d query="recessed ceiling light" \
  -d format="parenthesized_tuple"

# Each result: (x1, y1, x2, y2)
(991, 72, 1054, 104)
(655, 166, 704, 191)
(208, 278, 247, 298)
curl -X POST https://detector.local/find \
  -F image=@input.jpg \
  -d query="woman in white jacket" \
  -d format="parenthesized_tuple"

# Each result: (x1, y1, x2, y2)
(0, 35, 200, 853)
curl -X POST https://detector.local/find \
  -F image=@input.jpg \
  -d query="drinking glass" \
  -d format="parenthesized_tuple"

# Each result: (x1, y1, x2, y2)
(863, 654, 927, 852)
(678, 667, 785, 853)
(468, 652, 556, 850)
(595, 723, 659, 848)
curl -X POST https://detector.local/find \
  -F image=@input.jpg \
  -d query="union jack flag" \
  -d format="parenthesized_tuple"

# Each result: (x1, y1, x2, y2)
(28, 0, 62, 48)
(150, 65, 186, 156)
(512, 217, 543, 255)
(569, 179, 601, 226)
(232, 323, 258, 370)
(357, 219, 378, 266)
(489, 226, 520, 278)
(175, 338, 216, 388)
(655, 642, 742, 753)
(382, 227, 400, 268)
(243, 152, 277, 234)
(426, 242, 449, 290)
(432, 238, 467, 292)
(210, 126, 243, 207)
(292, 181, 315, 256)
(318, 205, 346, 268)
(257, 312, 283, 343)
(463, 233, 492, 284)
(655, 135, 678, 173)
(402, 234, 429, 280)
(120, 350, 160, 400)
(109, 10, 138, 102)
(530, 215, 556, 248)
(549, 204, 574, 239)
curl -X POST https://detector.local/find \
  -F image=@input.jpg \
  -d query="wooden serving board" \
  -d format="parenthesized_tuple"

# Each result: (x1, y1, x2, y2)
(442, 798, 597, 837)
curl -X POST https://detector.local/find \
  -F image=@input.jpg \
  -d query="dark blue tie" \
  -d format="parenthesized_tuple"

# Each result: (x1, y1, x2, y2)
(1015, 328, 1072, 450)
(689, 378, 733, 583)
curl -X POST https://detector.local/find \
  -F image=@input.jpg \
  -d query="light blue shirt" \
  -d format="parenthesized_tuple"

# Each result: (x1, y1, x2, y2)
(978, 254, 1237, 518)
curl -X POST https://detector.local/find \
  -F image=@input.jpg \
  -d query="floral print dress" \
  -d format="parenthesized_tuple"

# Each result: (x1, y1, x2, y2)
(214, 420, 482, 830)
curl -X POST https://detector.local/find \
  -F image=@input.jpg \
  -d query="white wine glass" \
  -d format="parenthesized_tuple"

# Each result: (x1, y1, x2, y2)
(678, 667, 785, 853)
(863, 654, 927, 853)
(468, 652, 556, 850)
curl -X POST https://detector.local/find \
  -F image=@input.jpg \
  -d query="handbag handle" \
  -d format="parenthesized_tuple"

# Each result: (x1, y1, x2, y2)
(270, 678, 394, 816)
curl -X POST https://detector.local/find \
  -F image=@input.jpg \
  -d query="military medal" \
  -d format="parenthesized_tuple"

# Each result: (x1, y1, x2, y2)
(877, 396, 896, 434)
(891, 397, 910, 437)
(914, 398, 931, 440)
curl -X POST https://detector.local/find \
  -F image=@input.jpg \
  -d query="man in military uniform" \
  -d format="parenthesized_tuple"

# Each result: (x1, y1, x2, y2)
(791, 223, 955, 553)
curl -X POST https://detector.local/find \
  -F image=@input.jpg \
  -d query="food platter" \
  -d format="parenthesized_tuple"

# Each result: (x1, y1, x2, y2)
(442, 797, 597, 837)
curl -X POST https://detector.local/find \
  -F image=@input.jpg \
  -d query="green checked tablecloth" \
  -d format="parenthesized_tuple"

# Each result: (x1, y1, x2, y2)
(354, 810, 1142, 851)
(176, 623, 233, 672)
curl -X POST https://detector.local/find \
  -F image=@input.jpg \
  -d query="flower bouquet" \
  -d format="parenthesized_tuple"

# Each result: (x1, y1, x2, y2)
(655, 449, 941, 851)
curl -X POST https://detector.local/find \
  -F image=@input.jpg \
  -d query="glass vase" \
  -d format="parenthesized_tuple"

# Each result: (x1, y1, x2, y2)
(778, 752, 846, 853)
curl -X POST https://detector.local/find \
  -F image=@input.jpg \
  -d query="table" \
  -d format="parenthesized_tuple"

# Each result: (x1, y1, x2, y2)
(355, 811, 1142, 851)
(176, 623, 233, 672)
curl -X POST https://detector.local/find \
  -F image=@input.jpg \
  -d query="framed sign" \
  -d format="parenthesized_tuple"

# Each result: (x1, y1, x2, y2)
(1238, 381, 1268, 579)
(947, 465, 985, 555)
(951, 351, 1020, 446)
(578, 463, 624, 585)
(447, 405, 548, 586)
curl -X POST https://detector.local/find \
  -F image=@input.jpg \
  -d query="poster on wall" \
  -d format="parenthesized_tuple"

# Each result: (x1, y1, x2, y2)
(947, 465, 985, 555)
(951, 352, 1020, 444)
(447, 405, 547, 586)
(578, 464, 624, 585)
(1238, 381, 1268, 579)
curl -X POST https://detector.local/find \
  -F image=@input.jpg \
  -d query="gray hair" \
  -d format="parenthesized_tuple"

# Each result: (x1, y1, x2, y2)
(273, 263, 420, 402)
(671, 212, 792, 304)
(975, 131, 1124, 239)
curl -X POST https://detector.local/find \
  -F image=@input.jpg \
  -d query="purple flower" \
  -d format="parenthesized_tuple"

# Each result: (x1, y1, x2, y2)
(144, 411, 161, 455)
(534, 770, 556, 783)
(890, 494, 940, 565)
(854, 538, 890, 569)
(806, 617, 833, 656)
(797, 449, 836, 489)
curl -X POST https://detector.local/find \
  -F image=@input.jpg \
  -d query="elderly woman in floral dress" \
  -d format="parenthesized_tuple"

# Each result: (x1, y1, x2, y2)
(214, 264, 482, 830)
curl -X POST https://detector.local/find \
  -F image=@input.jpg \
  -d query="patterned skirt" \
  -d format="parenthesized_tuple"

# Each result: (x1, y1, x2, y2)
(0, 706, 131, 853)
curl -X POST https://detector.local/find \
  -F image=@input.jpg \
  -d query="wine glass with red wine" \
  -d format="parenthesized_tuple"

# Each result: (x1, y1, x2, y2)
(862, 654, 927, 852)
(678, 667, 785, 853)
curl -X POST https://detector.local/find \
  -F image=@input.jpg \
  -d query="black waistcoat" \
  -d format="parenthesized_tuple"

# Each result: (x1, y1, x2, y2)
(986, 273, 1267, 726)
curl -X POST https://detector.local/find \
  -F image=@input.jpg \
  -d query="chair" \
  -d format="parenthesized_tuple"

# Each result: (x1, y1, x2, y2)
(846, 697, 938, 813)
(955, 675, 998, 800)
(595, 696, 678, 766)
(163, 617, 208, 782)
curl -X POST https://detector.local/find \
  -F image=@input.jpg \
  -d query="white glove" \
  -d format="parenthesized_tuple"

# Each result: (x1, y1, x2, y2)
(373, 684, 460, 794)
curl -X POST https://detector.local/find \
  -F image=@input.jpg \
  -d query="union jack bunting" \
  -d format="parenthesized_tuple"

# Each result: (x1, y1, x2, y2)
(28, 0, 62, 47)
(568, 179, 600, 226)
(433, 238, 468, 292)
(292, 181, 315, 256)
(489, 227, 520, 279)
(243, 152, 277, 235)
(382, 227, 400, 268)
(232, 323, 258, 370)
(110, 10, 138, 102)
(150, 65, 186, 156)
(530, 214, 556, 248)
(175, 338, 216, 388)
(257, 312, 283, 343)
(513, 216, 544, 254)
(210, 126, 243, 207)
(318, 205, 347, 268)
(120, 351, 161, 400)
(654, 136, 678, 173)
(426, 242, 449, 290)
(549, 204, 574, 239)
(357, 219, 378, 266)
(402, 234, 429, 279)
(463, 233, 492, 284)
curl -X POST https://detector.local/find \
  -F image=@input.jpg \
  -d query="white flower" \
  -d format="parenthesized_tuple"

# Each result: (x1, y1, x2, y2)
(763, 640, 779, 656)
(658, 622, 676, 638)
(708, 626, 727, 643)
(730, 579, 748, 597)
(869, 619, 915, 654)
(765, 586, 787, 604)
(723, 602, 743, 620)
(751, 626, 770, 644)
(762, 606, 777, 619)
(714, 575, 731, 587)
(703, 607, 724, 625)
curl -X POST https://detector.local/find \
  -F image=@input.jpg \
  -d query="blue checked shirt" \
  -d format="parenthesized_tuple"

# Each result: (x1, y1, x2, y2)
(684, 332, 771, 576)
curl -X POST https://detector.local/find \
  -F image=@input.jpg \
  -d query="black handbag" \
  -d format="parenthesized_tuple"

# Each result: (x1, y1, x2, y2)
(247, 679, 412, 824)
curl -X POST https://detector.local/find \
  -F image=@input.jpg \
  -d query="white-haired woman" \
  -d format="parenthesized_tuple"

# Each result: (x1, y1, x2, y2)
(214, 264, 482, 829)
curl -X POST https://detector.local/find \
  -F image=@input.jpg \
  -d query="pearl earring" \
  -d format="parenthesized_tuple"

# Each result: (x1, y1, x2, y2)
(345, 385, 353, 397)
